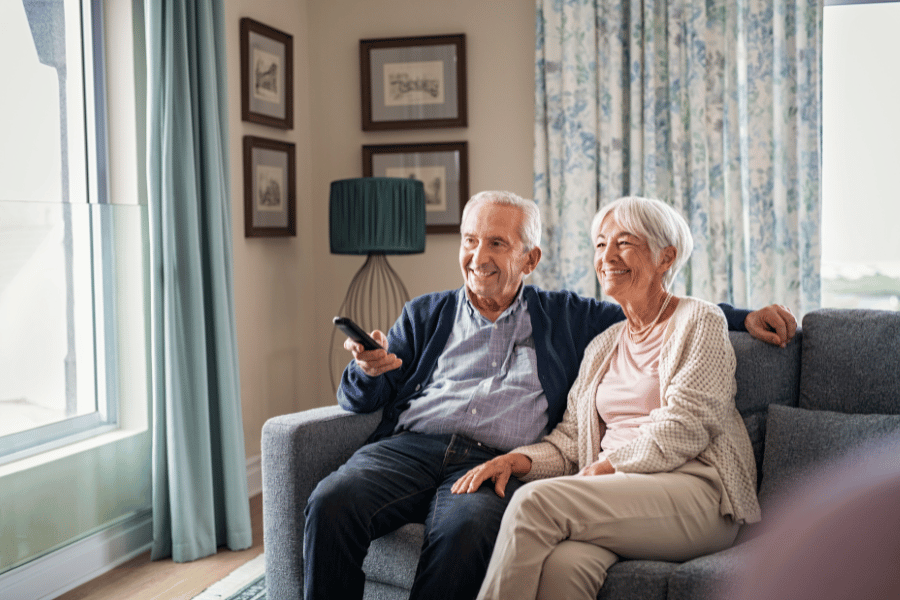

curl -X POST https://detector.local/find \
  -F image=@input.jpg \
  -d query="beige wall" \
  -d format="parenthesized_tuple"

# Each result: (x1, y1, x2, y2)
(227, 0, 536, 458)
(225, 0, 314, 460)
(0, 0, 535, 579)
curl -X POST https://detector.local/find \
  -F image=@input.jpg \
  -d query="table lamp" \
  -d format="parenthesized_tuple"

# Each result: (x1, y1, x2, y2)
(329, 177, 426, 390)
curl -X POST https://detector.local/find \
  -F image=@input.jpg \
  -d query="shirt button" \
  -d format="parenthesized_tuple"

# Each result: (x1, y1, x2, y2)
(471, 408, 477, 414)
(415, 384, 420, 391)
(492, 361, 497, 367)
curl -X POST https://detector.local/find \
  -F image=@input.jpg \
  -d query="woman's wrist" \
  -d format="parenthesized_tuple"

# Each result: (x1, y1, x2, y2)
(506, 452, 533, 477)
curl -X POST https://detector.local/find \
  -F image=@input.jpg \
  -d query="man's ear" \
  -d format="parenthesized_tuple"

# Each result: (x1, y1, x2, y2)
(523, 246, 542, 275)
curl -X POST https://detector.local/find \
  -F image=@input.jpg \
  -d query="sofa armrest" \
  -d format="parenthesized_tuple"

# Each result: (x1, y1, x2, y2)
(262, 405, 381, 600)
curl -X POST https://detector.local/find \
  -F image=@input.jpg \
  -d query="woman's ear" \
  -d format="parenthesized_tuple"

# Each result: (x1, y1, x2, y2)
(658, 246, 677, 272)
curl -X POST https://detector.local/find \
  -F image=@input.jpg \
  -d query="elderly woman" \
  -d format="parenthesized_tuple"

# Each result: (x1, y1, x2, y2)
(452, 196, 762, 600)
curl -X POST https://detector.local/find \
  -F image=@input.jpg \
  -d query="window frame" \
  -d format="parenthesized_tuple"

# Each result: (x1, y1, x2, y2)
(0, 0, 118, 465)
(819, 0, 900, 312)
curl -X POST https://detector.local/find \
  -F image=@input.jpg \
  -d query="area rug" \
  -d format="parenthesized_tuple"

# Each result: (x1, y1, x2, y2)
(192, 553, 266, 600)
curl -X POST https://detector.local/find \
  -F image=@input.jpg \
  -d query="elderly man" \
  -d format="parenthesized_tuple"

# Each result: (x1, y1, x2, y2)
(304, 191, 795, 600)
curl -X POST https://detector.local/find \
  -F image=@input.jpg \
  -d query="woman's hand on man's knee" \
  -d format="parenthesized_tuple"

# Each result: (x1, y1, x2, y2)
(451, 453, 533, 498)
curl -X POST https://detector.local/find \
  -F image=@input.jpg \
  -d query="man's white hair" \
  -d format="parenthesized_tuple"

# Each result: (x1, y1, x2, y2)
(461, 191, 542, 251)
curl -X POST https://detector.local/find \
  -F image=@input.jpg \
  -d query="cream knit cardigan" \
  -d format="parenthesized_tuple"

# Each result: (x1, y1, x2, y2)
(515, 297, 762, 524)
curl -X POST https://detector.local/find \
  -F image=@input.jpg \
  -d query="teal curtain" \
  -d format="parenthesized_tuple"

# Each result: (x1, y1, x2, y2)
(146, 0, 251, 562)
(533, 0, 822, 314)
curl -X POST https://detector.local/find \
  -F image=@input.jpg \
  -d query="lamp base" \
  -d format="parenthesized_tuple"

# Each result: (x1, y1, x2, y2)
(330, 253, 411, 392)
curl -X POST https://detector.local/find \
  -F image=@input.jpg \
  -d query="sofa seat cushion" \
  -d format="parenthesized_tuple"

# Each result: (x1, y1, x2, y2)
(362, 523, 423, 590)
(668, 539, 761, 600)
(758, 404, 900, 507)
(363, 580, 413, 600)
(597, 559, 676, 599)
(360, 525, 678, 599)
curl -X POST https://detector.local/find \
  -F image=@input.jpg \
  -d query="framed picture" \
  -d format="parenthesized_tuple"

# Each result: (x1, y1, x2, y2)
(240, 18, 293, 129)
(243, 136, 296, 237)
(363, 141, 469, 233)
(360, 34, 467, 131)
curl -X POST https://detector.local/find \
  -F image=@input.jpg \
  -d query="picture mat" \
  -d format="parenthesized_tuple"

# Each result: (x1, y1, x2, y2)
(383, 60, 445, 107)
(373, 150, 460, 226)
(251, 147, 288, 228)
(252, 47, 280, 103)
(248, 30, 285, 120)
(385, 166, 448, 211)
(370, 44, 458, 122)
(255, 165, 284, 212)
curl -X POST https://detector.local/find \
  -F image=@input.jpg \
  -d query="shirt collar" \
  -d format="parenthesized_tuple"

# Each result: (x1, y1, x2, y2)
(461, 284, 526, 322)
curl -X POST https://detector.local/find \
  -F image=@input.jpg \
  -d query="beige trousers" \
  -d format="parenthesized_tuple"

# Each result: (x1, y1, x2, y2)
(477, 460, 740, 600)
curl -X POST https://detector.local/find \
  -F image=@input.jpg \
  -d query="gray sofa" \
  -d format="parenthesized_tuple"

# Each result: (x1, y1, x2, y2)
(262, 308, 900, 600)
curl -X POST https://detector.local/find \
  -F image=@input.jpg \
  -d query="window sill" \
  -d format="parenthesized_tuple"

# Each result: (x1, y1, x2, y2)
(0, 426, 147, 478)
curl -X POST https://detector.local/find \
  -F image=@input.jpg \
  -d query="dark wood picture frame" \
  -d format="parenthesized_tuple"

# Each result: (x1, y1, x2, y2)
(363, 141, 469, 234)
(360, 34, 467, 131)
(243, 136, 296, 237)
(240, 18, 294, 129)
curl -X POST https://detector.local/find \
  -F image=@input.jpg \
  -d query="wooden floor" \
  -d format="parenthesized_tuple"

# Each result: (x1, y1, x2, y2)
(57, 494, 264, 600)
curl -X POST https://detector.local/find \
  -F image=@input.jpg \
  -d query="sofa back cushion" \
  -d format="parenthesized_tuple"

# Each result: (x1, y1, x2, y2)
(800, 309, 900, 415)
(758, 404, 900, 508)
(730, 331, 802, 473)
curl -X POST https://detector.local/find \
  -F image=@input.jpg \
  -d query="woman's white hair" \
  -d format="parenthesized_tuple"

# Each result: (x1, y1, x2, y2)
(590, 196, 693, 290)
(460, 191, 542, 251)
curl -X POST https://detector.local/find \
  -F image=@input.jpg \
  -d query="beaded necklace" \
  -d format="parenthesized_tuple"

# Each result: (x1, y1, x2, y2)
(627, 292, 672, 344)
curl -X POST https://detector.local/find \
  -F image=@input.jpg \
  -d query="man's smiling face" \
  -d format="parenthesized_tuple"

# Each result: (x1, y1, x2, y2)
(459, 200, 539, 317)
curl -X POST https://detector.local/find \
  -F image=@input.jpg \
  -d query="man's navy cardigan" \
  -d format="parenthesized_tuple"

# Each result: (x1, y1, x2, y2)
(337, 285, 749, 443)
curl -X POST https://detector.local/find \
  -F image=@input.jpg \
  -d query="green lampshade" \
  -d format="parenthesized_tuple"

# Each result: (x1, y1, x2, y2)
(329, 177, 426, 255)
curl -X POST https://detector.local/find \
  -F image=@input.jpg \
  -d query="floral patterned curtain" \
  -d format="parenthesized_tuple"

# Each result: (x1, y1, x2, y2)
(533, 0, 822, 314)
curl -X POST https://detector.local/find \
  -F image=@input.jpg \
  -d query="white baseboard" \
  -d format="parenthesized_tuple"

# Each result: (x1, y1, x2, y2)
(0, 456, 263, 600)
(0, 509, 153, 600)
(246, 453, 262, 498)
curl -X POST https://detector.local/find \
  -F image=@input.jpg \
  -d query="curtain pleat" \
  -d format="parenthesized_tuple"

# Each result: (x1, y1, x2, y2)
(146, 0, 251, 562)
(533, 0, 821, 314)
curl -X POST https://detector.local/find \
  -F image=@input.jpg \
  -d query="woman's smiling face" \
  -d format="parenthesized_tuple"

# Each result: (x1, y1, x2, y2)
(593, 215, 671, 304)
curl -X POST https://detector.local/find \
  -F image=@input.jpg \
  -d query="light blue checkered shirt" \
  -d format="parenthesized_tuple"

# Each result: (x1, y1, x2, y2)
(395, 287, 549, 451)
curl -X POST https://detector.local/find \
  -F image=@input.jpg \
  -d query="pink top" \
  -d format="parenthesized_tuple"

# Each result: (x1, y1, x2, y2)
(594, 319, 667, 460)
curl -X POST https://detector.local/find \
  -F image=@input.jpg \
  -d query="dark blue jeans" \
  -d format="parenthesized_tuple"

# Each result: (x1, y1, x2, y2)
(303, 432, 525, 600)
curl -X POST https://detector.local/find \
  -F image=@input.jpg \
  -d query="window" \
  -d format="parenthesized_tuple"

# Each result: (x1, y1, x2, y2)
(0, 0, 117, 463)
(821, 0, 900, 310)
